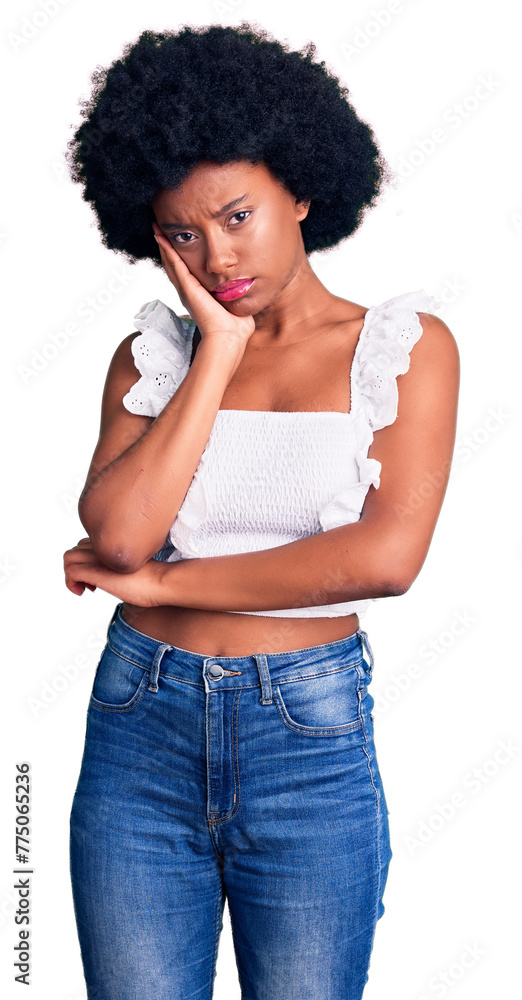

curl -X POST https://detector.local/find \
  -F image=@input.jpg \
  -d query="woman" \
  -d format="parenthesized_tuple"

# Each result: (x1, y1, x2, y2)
(63, 22, 460, 1000)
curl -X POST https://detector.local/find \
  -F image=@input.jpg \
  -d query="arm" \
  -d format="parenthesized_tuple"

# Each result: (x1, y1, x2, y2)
(78, 230, 254, 574)
(154, 312, 460, 611)
(78, 331, 244, 573)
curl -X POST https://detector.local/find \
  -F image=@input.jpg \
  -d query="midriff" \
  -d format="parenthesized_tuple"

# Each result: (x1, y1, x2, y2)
(119, 603, 360, 656)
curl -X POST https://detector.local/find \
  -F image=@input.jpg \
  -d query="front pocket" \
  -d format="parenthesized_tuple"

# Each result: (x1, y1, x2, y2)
(273, 663, 367, 740)
(89, 642, 149, 713)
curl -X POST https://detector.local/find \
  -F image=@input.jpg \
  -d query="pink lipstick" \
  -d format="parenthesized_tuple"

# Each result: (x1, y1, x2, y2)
(212, 279, 255, 301)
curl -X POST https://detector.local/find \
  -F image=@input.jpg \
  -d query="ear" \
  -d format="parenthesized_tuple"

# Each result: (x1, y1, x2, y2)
(296, 198, 311, 222)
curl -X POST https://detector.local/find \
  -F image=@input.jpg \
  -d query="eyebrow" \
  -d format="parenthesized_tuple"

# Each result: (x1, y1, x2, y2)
(160, 194, 250, 230)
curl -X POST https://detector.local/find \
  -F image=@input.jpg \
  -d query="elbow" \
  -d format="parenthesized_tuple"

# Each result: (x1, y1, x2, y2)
(79, 503, 147, 574)
(83, 526, 146, 574)
(90, 536, 144, 574)
(96, 529, 153, 573)
(371, 539, 420, 597)
(98, 546, 145, 575)
(376, 559, 416, 598)
(380, 577, 412, 598)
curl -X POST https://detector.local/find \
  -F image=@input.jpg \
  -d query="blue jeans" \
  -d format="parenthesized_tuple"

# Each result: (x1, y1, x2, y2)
(69, 602, 392, 999)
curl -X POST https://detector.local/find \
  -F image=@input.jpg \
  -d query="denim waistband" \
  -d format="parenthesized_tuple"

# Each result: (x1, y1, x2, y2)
(103, 602, 375, 696)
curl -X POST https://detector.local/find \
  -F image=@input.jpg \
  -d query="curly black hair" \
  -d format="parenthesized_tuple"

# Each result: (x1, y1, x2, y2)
(65, 21, 391, 264)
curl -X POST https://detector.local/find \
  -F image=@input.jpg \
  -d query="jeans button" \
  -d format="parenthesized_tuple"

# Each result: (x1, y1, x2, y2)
(208, 663, 224, 680)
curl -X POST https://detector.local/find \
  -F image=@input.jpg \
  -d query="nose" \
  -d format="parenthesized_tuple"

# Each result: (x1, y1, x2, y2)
(204, 237, 238, 275)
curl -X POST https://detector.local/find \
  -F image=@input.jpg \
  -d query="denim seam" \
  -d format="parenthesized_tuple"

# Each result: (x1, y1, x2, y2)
(105, 639, 151, 670)
(98, 660, 366, 690)
(273, 686, 365, 737)
(274, 660, 364, 686)
(149, 664, 365, 689)
(89, 674, 149, 713)
(209, 689, 242, 825)
(156, 660, 366, 693)
(362, 742, 381, 812)
(356, 779, 383, 984)
(209, 881, 223, 999)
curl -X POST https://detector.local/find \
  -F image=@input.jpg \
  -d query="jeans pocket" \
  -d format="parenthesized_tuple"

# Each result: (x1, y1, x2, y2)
(273, 662, 367, 742)
(89, 641, 149, 713)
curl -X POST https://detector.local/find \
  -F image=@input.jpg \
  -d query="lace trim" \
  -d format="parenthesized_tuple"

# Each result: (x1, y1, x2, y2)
(319, 289, 440, 530)
(122, 299, 196, 418)
(353, 289, 438, 431)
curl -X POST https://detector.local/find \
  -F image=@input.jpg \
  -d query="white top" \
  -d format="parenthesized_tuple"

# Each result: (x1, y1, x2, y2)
(122, 289, 440, 617)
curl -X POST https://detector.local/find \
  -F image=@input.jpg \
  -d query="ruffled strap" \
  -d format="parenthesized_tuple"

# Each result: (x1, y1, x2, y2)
(352, 289, 440, 432)
(122, 299, 197, 418)
(319, 289, 440, 532)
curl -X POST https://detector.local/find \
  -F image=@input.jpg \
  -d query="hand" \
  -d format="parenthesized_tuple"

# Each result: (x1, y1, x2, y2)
(63, 537, 166, 608)
(151, 220, 255, 349)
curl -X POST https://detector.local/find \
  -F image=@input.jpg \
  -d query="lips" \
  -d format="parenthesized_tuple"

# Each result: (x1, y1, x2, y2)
(212, 278, 255, 301)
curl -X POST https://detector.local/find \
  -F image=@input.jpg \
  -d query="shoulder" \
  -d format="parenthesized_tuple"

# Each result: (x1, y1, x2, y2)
(103, 330, 143, 395)
(415, 310, 459, 350)
(411, 310, 460, 375)
(353, 291, 459, 430)
(396, 310, 460, 422)
(97, 332, 152, 431)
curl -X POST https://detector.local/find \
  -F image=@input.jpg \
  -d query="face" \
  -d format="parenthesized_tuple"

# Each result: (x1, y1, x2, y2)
(151, 160, 310, 312)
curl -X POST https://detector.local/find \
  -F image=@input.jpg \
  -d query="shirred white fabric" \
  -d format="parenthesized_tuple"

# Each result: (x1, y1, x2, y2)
(122, 289, 439, 617)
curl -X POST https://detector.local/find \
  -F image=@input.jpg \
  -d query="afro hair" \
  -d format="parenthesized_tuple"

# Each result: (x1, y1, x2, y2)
(65, 21, 391, 264)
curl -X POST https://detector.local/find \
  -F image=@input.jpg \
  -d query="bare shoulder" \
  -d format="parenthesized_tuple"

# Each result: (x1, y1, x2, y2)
(108, 330, 142, 378)
(414, 311, 460, 364)
(397, 310, 460, 414)
(402, 310, 460, 386)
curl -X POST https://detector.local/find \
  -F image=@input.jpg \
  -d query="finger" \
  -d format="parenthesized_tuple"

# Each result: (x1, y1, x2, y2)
(151, 226, 187, 271)
(63, 547, 95, 567)
(65, 567, 97, 595)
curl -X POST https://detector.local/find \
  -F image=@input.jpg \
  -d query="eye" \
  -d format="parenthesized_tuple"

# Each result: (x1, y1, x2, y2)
(229, 211, 251, 225)
(169, 211, 251, 245)
(171, 232, 194, 245)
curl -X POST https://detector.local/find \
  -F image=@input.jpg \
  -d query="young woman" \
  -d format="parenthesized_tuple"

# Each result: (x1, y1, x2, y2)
(63, 22, 460, 1000)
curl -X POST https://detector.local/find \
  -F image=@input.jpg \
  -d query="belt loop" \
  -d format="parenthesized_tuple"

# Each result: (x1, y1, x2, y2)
(107, 602, 121, 637)
(357, 628, 374, 677)
(148, 643, 173, 693)
(254, 653, 273, 705)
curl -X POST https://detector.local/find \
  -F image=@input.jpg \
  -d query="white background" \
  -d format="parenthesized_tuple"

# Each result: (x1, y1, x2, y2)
(1, 0, 521, 997)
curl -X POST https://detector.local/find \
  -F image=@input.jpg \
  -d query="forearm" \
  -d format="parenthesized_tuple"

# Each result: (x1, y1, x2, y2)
(80, 338, 242, 570)
(156, 522, 402, 612)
